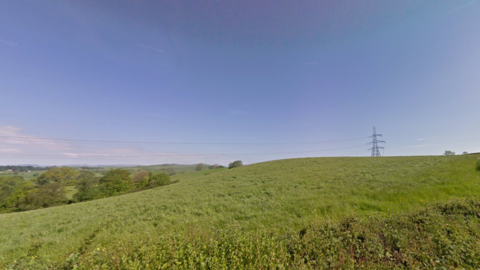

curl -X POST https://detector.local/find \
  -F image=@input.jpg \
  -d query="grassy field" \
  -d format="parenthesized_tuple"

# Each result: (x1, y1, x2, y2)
(0, 170, 44, 180)
(0, 155, 479, 268)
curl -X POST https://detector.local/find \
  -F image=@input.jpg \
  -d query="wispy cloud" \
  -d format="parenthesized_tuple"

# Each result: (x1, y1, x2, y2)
(0, 38, 18, 47)
(447, 0, 477, 15)
(0, 126, 69, 150)
(0, 126, 231, 165)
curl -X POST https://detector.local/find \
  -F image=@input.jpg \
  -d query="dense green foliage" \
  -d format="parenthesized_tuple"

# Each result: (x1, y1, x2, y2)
(0, 176, 26, 210)
(0, 155, 479, 268)
(0, 168, 177, 213)
(98, 169, 134, 196)
(35, 167, 79, 186)
(73, 171, 102, 202)
(209, 164, 225, 169)
(228, 160, 243, 169)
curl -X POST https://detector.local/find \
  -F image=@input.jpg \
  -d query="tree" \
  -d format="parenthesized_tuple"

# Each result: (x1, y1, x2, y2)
(1, 182, 35, 212)
(228, 160, 243, 169)
(149, 173, 171, 187)
(35, 167, 79, 186)
(25, 183, 68, 209)
(444, 151, 455, 156)
(463, 151, 469, 155)
(74, 171, 101, 202)
(98, 169, 133, 196)
(132, 170, 151, 184)
(0, 176, 26, 211)
(196, 163, 205, 171)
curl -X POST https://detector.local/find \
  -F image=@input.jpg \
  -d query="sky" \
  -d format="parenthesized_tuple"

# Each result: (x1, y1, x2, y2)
(0, 0, 479, 166)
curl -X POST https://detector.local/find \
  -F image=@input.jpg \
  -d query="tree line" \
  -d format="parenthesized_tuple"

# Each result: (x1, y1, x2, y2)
(0, 165, 55, 172)
(0, 167, 177, 213)
(195, 161, 243, 171)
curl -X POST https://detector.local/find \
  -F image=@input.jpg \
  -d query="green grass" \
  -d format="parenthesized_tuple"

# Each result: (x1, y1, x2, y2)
(0, 170, 45, 180)
(0, 155, 479, 268)
(65, 186, 78, 200)
(52, 199, 480, 269)
(170, 167, 227, 182)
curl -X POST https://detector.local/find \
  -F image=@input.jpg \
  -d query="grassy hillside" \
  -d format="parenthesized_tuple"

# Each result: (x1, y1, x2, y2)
(0, 155, 479, 268)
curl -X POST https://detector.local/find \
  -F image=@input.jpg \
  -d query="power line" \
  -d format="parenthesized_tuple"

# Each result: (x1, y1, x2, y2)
(0, 145, 365, 159)
(367, 127, 385, 157)
(0, 135, 369, 145)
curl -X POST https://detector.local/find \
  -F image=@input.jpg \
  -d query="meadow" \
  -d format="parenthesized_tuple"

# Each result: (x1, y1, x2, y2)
(0, 154, 479, 268)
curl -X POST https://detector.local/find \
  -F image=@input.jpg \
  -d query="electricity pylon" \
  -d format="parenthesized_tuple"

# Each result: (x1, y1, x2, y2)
(368, 127, 385, 157)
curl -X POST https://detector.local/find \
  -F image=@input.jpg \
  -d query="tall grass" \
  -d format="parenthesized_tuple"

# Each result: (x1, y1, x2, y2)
(0, 155, 479, 267)
(9, 199, 480, 269)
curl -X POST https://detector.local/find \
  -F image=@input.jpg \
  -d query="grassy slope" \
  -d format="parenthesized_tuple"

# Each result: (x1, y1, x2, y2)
(0, 155, 479, 265)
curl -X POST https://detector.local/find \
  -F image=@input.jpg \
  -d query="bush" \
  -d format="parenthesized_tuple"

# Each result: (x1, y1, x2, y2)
(476, 160, 480, 171)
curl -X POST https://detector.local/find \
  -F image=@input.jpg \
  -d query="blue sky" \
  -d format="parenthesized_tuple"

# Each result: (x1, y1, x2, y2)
(0, 0, 479, 166)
